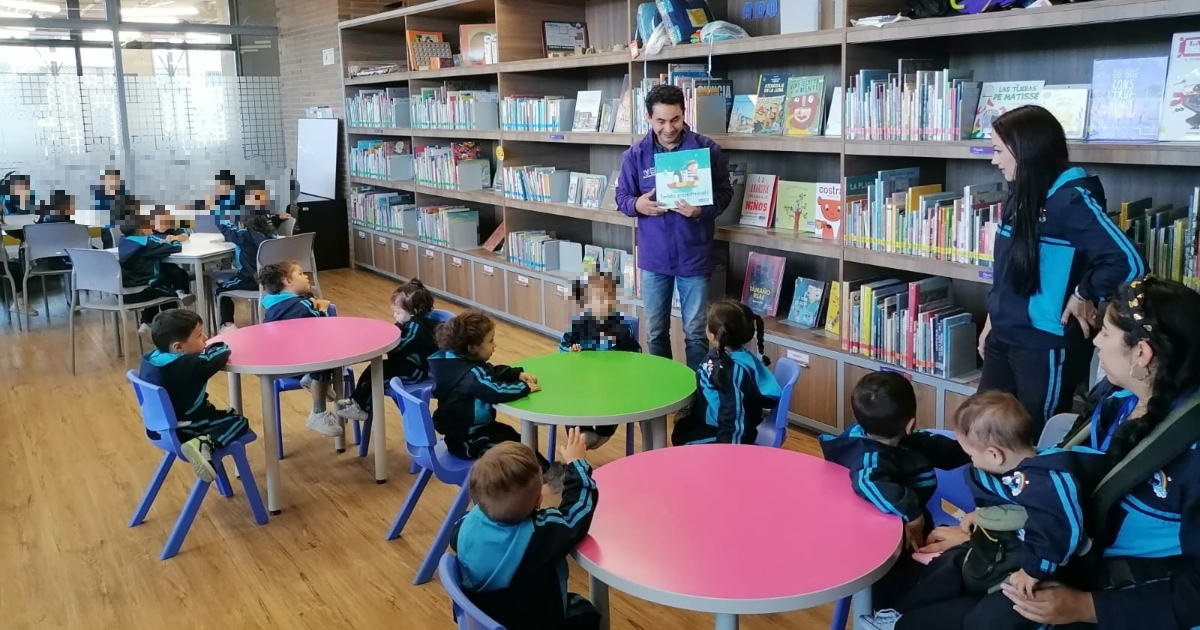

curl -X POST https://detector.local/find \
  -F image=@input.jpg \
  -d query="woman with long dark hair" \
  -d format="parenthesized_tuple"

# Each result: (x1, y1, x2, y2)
(979, 105, 1143, 429)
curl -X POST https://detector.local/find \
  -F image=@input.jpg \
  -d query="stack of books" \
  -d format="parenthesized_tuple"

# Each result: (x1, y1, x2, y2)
(350, 140, 411, 181)
(416, 206, 480, 249)
(346, 88, 410, 127)
(410, 87, 499, 130)
(500, 96, 577, 132)
(349, 186, 417, 234)
(414, 142, 492, 191)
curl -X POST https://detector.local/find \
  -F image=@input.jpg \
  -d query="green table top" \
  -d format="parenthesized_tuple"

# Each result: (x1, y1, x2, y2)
(496, 351, 697, 425)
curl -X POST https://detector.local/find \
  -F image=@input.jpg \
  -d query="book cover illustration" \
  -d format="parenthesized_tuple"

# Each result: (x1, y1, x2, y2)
(774, 180, 817, 233)
(739, 174, 778, 228)
(614, 74, 633, 133)
(741, 251, 787, 317)
(1160, 32, 1200, 141)
(727, 95, 757, 133)
(654, 148, 713, 210)
(815, 182, 842, 239)
(580, 175, 606, 208)
(784, 75, 826, 136)
(459, 24, 498, 66)
(785, 277, 828, 328)
(970, 81, 1044, 139)
(1038, 84, 1090, 140)
(572, 90, 603, 132)
(1088, 56, 1168, 141)
(824, 281, 841, 335)
(753, 74, 790, 135)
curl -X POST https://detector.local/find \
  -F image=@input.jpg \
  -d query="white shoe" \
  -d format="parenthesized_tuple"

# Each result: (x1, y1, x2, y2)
(176, 291, 196, 307)
(300, 374, 339, 402)
(138, 323, 152, 335)
(334, 400, 368, 423)
(179, 438, 216, 483)
(306, 410, 344, 437)
(867, 609, 902, 630)
(9, 300, 37, 316)
(218, 323, 238, 335)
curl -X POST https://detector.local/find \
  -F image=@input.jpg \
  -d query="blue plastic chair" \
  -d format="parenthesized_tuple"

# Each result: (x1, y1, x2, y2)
(829, 428, 974, 629)
(125, 370, 268, 560)
(547, 314, 641, 460)
(271, 304, 356, 459)
(385, 378, 475, 585)
(439, 552, 506, 630)
(756, 357, 803, 448)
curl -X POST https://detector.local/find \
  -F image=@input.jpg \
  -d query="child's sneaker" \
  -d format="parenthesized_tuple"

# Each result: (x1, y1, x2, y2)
(179, 438, 216, 482)
(334, 399, 368, 422)
(543, 461, 567, 494)
(299, 374, 338, 402)
(218, 323, 237, 335)
(175, 291, 196, 307)
(866, 609, 902, 630)
(9, 299, 37, 316)
(138, 323, 152, 335)
(306, 410, 344, 437)
(582, 430, 610, 450)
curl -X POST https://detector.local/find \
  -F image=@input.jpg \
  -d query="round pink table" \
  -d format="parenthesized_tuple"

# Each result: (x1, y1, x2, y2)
(212, 317, 400, 514)
(572, 444, 902, 630)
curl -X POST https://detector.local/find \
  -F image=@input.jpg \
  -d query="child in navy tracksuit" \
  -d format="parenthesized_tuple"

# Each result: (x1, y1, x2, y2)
(94, 169, 134, 249)
(451, 432, 600, 630)
(214, 181, 290, 330)
(138, 309, 250, 482)
(671, 299, 782, 446)
(1, 173, 37, 315)
(118, 215, 193, 327)
(558, 272, 640, 449)
(335, 278, 439, 424)
(197, 170, 238, 220)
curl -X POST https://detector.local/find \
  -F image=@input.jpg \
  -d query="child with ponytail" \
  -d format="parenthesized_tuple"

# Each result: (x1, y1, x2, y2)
(670, 299, 782, 446)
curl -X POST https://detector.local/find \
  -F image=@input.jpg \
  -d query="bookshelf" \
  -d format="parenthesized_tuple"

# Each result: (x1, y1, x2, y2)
(337, 0, 1200, 435)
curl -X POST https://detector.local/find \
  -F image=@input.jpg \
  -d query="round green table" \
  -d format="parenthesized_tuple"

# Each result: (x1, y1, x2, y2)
(495, 351, 697, 453)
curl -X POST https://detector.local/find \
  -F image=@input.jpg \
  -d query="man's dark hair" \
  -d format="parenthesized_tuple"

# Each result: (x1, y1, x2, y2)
(851, 371, 918, 439)
(215, 170, 236, 185)
(151, 309, 203, 352)
(644, 84, 686, 115)
(257, 261, 300, 294)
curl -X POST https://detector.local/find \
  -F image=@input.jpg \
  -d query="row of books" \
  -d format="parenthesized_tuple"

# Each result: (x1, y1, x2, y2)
(1122, 190, 1200, 288)
(350, 140, 409, 181)
(500, 96, 577, 132)
(844, 64, 980, 141)
(737, 175, 842, 239)
(346, 88, 410, 128)
(416, 206, 480, 249)
(349, 186, 416, 234)
(501, 167, 609, 208)
(413, 143, 492, 191)
(410, 86, 500, 130)
(505, 229, 633, 277)
(729, 73, 830, 137)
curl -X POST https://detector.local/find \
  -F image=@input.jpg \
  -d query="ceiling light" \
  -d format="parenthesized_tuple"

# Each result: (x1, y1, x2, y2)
(0, 1, 60, 13)
(122, 7, 199, 18)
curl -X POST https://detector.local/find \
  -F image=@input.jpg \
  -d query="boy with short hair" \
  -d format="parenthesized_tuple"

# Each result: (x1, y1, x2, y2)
(256, 260, 341, 437)
(451, 429, 601, 630)
(139, 309, 249, 482)
(118, 212, 193, 331)
(95, 168, 133, 248)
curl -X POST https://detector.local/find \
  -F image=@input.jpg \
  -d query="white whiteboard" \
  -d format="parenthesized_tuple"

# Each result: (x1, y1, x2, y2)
(296, 118, 338, 200)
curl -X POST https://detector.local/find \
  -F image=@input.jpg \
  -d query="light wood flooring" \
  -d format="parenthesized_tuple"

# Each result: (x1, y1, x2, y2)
(1, 268, 837, 630)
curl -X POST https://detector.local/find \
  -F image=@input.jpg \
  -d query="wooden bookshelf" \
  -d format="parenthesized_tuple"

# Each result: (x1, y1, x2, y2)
(336, 0, 1200, 433)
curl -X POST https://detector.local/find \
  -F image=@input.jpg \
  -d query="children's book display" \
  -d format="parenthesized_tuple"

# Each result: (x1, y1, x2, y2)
(1088, 57, 1168, 141)
(784, 277, 829, 329)
(1160, 31, 1200, 142)
(654, 148, 713, 210)
(741, 252, 786, 317)
(739, 174, 778, 228)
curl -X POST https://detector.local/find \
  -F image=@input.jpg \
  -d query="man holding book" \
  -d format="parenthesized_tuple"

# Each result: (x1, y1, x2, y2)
(616, 84, 733, 369)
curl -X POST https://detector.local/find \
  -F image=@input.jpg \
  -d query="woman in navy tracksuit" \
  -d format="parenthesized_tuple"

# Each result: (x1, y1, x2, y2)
(979, 105, 1143, 430)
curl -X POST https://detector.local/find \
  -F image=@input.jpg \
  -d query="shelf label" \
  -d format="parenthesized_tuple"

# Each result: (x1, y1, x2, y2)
(451, 256, 463, 266)
(969, 146, 995, 156)
(978, 270, 994, 280)
(785, 349, 810, 367)
(378, 237, 387, 244)
(557, 284, 569, 296)
(516, 275, 530, 286)
(482, 264, 494, 275)
(356, 231, 365, 238)
(548, 134, 565, 141)
(399, 243, 410, 251)
(423, 249, 434, 258)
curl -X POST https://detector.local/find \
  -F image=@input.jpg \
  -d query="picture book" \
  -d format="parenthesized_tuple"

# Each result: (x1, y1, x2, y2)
(739, 174, 779, 228)
(572, 90, 603, 132)
(785, 277, 828, 329)
(1038, 84, 1090, 140)
(482, 220, 506, 252)
(970, 81, 1044, 139)
(580, 175, 607, 208)
(600, 169, 621, 211)
(752, 74, 790, 135)
(613, 74, 633, 133)
(459, 23, 497, 66)
(784, 75, 826, 136)
(406, 30, 450, 71)
(774, 180, 817, 233)
(727, 94, 757, 133)
(815, 182, 842, 239)
(1088, 56, 1169, 141)
(1159, 31, 1200, 141)
(824, 281, 841, 335)
(741, 252, 787, 317)
(583, 244, 603, 272)
(598, 98, 617, 133)
(654, 148, 714, 210)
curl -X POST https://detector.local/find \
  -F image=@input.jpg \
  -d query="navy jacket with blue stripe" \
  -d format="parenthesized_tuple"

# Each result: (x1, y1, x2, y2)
(988, 167, 1144, 349)
(138, 342, 234, 426)
(117, 233, 182, 288)
(386, 314, 438, 385)
(558, 313, 640, 353)
(429, 350, 530, 442)
(217, 220, 278, 284)
(968, 448, 1108, 581)
(450, 459, 598, 630)
(682, 347, 782, 445)
(262, 292, 326, 322)
(820, 425, 971, 523)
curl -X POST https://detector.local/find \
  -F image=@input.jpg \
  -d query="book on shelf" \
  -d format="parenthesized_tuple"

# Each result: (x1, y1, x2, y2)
(773, 180, 816, 233)
(1159, 31, 1200, 142)
(614, 74, 633, 134)
(1125, 189, 1200, 286)
(816, 182, 842, 239)
(583, 244, 602, 273)
(970, 80, 1044, 139)
(572, 90, 603, 132)
(753, 74, 789, 135)
(783, 277, 829, 329)
(459, 23, 498, 66)
(739, 174, 778, 228)
(742, 252, 786, 317)
(417, 206, 479, 249)
(622, 257, 637, 297)
(350, 186, 417, 233)
(727, 95, 757, 134)
(410, 85, 499, 130)
(413, 143, 493, 191)
(407, 30, 451, 71)
(346, 87, 410, 128)
(348, 63, 404, 78)
(825, 87, 843, 137)
(579, 174, 608, 209)
(654, 148, 714, 210)
(350, 140, 411, 181)
(784, 75, 826, 137)
(1087, 56, 1169, 142)
(600, 169, 620, 211)
(845, 65, 980, 141)
(503, 166, 573, 203)
(598, 99, 618, 133)
(500, 96, 576, 132)
(1038, 84, 1091, 141)
(824, 281, 841, 335)
(482, 221, 506, 253)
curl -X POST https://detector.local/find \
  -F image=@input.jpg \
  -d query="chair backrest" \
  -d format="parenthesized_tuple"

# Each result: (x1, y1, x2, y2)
(276, 217, 296, 237)
(258, 231, 316, 272)
(391, 377, 436, 449)
(759, 357, 802, 448)
(126, 369, 183, 454)
(925, 428, 975, 527)
(192, 214, 220, 233)
(1037, 412, 1079, 450)
(429, 308, 455, 323)
(327, 303, 338, 317)
(623, 313, 640, 340)
(24, 222, 91, 262)
(66, 247, 125, 294)
(438, 553, 506, 630)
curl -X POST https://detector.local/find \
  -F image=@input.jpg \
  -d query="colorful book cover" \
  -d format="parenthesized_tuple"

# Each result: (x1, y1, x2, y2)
(572, 90, 603, 132)
(786, 277, 827, 328)
(784, 75, 826, 136)
(1088, 57, 1168, 141)
(741, 251, 787, 317)
(459, 23, 497, 66)
(815, 182, 842, 239)
(727, 94, 757, 133)
(824, 281, 841, 335)
(1159, 32, 1200, 142)
(583, 244, 603, 272)
(1038, 84, 1091, 140)
(739, 174, 778, 228)
(654, 148, 714, 210)
(970, 81, 1044, 139)
(752, 74, 790, 135)
(774, 180, 817, 233)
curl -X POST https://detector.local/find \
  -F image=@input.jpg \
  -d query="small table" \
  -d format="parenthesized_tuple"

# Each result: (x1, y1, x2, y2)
(105, 236, 234, 335)
(573, 445, 902, 630)
(494, 352, 695, 453)
(213, 317, 400, 514)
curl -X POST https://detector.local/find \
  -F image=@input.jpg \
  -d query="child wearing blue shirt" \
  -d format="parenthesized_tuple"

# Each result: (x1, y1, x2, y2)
(670, 299, 782, 446)
(94, 169, 133, 249)
(118, 214, 194, 329)
(215, 213, 278, 331)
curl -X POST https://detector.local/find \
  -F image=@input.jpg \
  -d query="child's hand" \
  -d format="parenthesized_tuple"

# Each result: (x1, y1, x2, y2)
(519, 372, 538, 385)
(959, 511, 977, 535)
(570, 344, 582, 352)
(279, 212, 292, 220)
(1007, 569, 1040, 599)
(905, 516, 927, 551)
(528, 382, 542, 393)
(559, 427, 587, 463)
(313, 298, 331, 312)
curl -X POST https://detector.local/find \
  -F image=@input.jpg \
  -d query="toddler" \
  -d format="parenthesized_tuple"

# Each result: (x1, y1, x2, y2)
(215, 213, 282, 331)
(94, 168, 133, 248)
(118, 213, 193, 331)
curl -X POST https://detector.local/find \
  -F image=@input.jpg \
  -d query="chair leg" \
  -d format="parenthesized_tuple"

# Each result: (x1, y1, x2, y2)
(352, 418, 363, 447)
(214, 459, 234, 498)
(160, 477, 210, 560)
(68, 288, 76, 375)
(40, 276, 48, 323)
(386, 467, 433, 540)
(547, 425, 556, 464)
(119, 310, 131, 370)
(626, 423, 636, 457)
(358, 417, 372, 458)
(130, 453, 175, 527)
(231, 446, 268, 525)
(830, 596, 851, 630)
(273, 386, 285, 460)
(22, 274, 30, 331)
(413, 482, 472, 585)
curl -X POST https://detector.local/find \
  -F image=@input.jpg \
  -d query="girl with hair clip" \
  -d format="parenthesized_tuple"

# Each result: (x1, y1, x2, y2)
(670, 298, 782, 446)
(979, 105, 1143, 431)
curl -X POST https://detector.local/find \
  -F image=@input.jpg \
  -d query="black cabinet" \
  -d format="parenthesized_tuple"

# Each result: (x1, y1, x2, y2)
(294, 195, 349, 271)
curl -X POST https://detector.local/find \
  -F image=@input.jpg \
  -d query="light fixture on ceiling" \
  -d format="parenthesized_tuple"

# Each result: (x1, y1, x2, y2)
(0, 1, 60, 14)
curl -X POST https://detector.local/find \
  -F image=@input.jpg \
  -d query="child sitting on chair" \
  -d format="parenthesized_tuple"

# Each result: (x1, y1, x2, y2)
(118, 212, 193, 332)
(139, 309, 249, 482)
(215, 213, 281, 332)
(95, 169, 134, 248)
(257, 260, 342, 438)
(670, 299, 782, 446)
(451, 430, 601, 630)
(335, 278, 438, 423)
(558, 272, 639, 449)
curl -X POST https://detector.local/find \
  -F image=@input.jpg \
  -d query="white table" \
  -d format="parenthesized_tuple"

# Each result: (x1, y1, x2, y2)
(105, 235, 234, 334)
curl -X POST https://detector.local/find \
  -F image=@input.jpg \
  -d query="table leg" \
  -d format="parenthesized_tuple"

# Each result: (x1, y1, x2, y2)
(644, 416, 668, 450)
(228, 372, 243, 413)
(852, 585, 874, 620)
(715, 613, 739, 630)
(259, 375, 283, 514)
(589, 574, 610, 630)
(520, 420, 539, 454)
(190, 260, 211, 335)
(370, 356, 387, 484)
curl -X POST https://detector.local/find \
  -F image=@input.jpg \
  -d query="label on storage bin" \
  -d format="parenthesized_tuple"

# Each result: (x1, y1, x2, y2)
(378, 237, 387, 244)
(483, 264, 494, 275)
(399, 243, 410, 251)
(785, 349, 810, 367)
(516, 275, 529, 286)
(424, 249, 435, 258)
(556, 284, 569, 296)
(451, 256, 463, 266)
(356, 231, 365, 238)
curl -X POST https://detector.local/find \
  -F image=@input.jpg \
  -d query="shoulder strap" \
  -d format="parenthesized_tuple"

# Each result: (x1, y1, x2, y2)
(1089, 392, 1200, 529)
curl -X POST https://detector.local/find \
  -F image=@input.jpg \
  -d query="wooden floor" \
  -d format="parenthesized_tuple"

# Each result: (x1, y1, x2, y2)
(2, 268, 838, 630)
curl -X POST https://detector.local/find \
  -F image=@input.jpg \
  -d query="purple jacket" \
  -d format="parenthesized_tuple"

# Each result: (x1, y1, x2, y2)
(616, 129, 733, 277)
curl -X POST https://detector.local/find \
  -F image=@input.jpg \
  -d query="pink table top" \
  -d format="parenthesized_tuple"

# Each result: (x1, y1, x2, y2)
(572, 445, 901, 615)
(210, 317, 400, 375)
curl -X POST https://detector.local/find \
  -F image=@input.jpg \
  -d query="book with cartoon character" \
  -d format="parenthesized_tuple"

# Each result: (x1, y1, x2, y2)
(654, 148, 713, 210)
(752, 74, 790, 135)
(784, 75, 826, 137)
(784, 277, 828, 329)
(741, 251, 786, 317)
(1159, 31, 1200, 141)
(815, 182, 842, 239)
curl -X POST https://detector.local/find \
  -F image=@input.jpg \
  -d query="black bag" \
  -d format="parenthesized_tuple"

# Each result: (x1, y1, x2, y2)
(903, 0, 952, 19)
(961, 526, 1025, 594)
